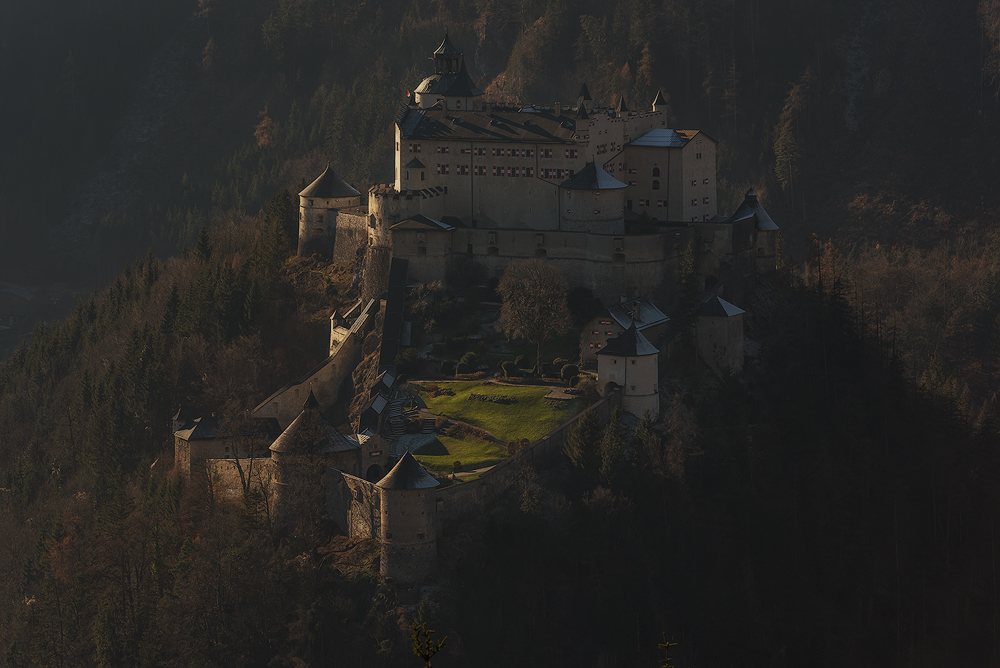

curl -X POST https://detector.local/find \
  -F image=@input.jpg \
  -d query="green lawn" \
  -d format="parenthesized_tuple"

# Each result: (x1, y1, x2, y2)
(413, 435, 508, 476)
(415, 381, 584, 443)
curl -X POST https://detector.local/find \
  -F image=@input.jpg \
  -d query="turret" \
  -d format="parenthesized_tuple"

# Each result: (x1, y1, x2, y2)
(615, 94, 629, 117)
(376, 451, 440, 583)
(298, 163, 362, 257)
(414, 34, 484, 111)
(652, 89, 669, 114)
(577, 82, 593, 114)
(597, 321, 660, 418)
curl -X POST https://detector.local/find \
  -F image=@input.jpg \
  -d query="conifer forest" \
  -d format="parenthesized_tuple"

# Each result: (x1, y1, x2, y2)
(3, 0, 1000, 665)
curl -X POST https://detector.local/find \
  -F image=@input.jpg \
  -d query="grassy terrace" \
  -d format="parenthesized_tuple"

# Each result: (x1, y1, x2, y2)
(412, 381, 585, 476)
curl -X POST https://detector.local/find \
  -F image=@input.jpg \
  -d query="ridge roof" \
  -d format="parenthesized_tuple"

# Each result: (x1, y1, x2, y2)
(652, 90, 668, 106)
(578, 82, 593, 100)
(376, 450, 440, 489)
(415, 59, 483, 98)
(299, 164, 361, 199)
(596, 321, 659, 357)
(559, 162, 627, 190)
(270, 391, 358, 454)
(727, 189, 779, 231)
(697, 295, 745, 318)
(616, 95, 629, 113)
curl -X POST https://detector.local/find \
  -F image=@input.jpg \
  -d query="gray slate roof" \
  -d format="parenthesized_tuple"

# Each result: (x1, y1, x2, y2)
(174, 416, 220, 441)
(559, 162, 627, 190)
(578, 83, 593, 101)
(404, 157, 426, 169)
(299, 164, 361, 199)
(727, 189, 779, 231)
(376, 451, 440, 490)
(270, 391, 358, 454)
(698, 296, 746, 318)
(434, 33, 461, 55)
(597, 322, 659, 357)
(390, 214, 455, 231)
(605, 298, 669, 330)
(652, 90, 668, 106)
(629, 128, 695, 148)
(397, 106, 576, 143)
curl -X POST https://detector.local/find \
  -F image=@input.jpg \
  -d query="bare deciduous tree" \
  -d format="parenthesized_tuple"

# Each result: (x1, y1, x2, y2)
(497, 259, 571, 374)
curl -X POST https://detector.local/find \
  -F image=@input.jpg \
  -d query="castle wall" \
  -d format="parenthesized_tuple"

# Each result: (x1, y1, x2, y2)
(696, 313, 744, 376)
(331, 209, 370, 269)
(618, 145, 686, 220)
(558, 188, 625, 234)
(252, 299, 377, 429)
(299, 194, 363, 257)
(393, 227, 695, 306)
(327, 471, 381, 539)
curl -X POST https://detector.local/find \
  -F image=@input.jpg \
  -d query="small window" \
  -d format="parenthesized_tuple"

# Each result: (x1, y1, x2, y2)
(652, 180, 660, 190)
(631, 359, 636, 365)
(704, 197, 709, 204)
(417, 246, 427, 257)
(421, 171, 426, 180)
(417, 532, 425, 539)
(703, 178, 709, 185)
(653, 167, 660, 177)
(308, 199, 314, 206)
(691, 180, 697, 186)
(630, 385, 636, 391)
(696, 152, 702, 159)
(691, 199, 698, 206)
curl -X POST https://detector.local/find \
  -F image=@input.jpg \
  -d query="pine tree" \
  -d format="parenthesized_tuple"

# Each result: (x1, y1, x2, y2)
(599, 406, 626, 487)
(566, 408, 601, 480)
(195, 226, 213, 262)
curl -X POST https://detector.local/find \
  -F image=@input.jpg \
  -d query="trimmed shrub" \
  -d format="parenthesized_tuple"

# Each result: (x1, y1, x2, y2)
(502, 360, 519, 378)
(576, 377, 599, 403)
(514, 355, 528, 368)
(552, 357, 567, 368)
(560, 363, 580, 382)
(460, 351, 480, 367)
(453, 460, 462, 473)
(455, 362, 471, 375)
(569, 374, 581, 388)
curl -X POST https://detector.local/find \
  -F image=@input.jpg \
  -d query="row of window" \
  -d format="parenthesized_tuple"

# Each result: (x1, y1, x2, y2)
(431, 165, 577, 179)
(405, 143, 578, 158)
(691, 178, 710, 186)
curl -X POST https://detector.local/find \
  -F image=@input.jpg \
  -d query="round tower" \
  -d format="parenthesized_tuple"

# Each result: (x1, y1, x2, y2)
(298, 163, 363, 257)
(376, 451, 440, 583)
(558, 162, 627, 235)
(270, 390, 360, 526)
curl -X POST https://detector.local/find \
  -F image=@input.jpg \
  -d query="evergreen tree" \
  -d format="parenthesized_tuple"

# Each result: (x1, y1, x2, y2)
(599, 406, 626, 487)
(195, 226, 213, 262)
(566, 408, 601, 480)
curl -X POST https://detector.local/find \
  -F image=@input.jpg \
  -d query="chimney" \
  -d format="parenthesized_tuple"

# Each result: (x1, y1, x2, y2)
(554, 102, 561, 117)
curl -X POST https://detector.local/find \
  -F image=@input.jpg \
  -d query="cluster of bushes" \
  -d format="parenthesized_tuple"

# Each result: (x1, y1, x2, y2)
(444, 421, 493, 442)
(420, 383, 455, 398)
(506, 438, 531, 455)
(467, 393, 517, 404)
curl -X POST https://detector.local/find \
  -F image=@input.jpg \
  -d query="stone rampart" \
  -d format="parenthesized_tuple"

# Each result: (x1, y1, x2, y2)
(327, 470, 381, 539)
(251, 299, 377, 429)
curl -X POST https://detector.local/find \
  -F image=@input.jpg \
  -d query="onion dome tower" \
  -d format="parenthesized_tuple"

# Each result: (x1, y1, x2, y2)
(414, 33, 484, 111)
(597, 321, 660, 418)
(375, 450, 440, 583)
(297, 163, 362, 257)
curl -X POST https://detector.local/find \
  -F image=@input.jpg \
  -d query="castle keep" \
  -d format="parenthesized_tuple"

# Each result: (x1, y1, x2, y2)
(297, 34, 778, 307)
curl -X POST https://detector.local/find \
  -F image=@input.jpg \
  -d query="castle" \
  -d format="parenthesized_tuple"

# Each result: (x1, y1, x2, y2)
(172, 34, 783, 586)
(298, 34, 778, 308)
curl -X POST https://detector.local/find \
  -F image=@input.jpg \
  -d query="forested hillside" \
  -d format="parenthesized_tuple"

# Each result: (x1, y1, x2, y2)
(3, 0, 1000, 665)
